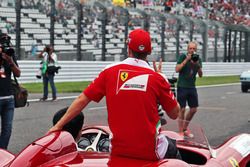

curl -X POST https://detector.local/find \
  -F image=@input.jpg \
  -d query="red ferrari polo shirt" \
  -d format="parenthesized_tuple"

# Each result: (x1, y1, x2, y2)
(84, 58, 177, 160)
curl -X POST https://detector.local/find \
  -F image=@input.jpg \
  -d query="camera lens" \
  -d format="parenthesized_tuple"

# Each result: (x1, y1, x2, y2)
(191, 54, 199, 62)
(0, 34, 13, 56)
(5, 48, 14, 56)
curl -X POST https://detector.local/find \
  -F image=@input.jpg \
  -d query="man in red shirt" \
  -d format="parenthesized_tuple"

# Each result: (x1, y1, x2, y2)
(48, 29, 180, 160)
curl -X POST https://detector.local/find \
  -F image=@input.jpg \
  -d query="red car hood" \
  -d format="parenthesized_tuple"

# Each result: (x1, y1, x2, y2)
(41, 151, 190, 167)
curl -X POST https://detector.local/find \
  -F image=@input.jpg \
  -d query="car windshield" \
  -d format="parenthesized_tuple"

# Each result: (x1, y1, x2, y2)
(161, 118, 210, 149)
(84, 107, 215, 157)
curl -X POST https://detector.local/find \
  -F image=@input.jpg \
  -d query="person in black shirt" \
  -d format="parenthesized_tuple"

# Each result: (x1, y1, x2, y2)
(53, 107, 84, 142)
(0, 33, 21, 149)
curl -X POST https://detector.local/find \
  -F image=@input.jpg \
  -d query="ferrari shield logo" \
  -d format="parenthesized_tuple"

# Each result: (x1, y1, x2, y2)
(120, 72, 128, 81)
(229, 157, 239, 167)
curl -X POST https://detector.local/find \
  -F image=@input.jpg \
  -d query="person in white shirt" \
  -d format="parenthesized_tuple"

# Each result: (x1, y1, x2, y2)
(38, 45, 58, 101)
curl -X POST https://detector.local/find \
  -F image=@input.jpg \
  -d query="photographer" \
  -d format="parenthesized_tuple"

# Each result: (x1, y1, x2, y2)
(39, 45, 58, 102)
(175, 42, 203, 138)
(0, 33, 21, 149)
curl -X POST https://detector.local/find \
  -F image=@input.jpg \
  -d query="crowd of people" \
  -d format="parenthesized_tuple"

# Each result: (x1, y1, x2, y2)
(161, 0, 250, 26)
(0, 0, 247, 60)
(2, 0, 245, 27)
(111, 0, 250, 26)
(20, 0, 78, 24)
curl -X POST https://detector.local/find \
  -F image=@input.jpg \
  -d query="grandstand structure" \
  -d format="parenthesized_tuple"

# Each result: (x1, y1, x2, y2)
(0, 0, 249, 62)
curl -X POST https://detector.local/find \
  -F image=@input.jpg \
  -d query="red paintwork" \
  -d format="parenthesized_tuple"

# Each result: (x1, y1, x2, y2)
(0, 126, 249, 167)
(7, 131, 77, 167)
(0, 149, 15, 166)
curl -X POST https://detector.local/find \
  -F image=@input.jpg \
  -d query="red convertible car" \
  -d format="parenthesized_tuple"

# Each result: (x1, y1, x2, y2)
(0, 120, 249, 167)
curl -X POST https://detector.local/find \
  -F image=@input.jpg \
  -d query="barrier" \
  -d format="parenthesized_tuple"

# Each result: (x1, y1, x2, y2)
(17, 60, 249, 83)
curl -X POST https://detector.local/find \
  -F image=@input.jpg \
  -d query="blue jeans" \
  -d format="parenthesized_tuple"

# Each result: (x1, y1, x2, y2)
(42, 74, 57, 99)
(0, 97, 14, 149)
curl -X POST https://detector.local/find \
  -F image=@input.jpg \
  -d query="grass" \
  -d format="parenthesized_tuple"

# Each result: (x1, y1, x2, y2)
(196, 75, 240, 86)
(22, 75, 240, 93)
(23, 81, 91, 93)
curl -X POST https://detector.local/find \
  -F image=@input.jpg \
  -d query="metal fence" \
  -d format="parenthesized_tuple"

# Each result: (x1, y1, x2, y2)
(18, 60, 249, 83)
(1, 0, 249, 62)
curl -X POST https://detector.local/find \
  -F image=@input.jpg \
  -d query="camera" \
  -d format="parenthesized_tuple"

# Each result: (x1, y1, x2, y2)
(45, 45, 51, 53)
(191, 53, 199, 62)
(0, 33, 14, 59)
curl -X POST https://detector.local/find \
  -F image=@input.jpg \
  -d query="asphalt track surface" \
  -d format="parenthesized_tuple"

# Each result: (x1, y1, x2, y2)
(7, 84, 250, 154)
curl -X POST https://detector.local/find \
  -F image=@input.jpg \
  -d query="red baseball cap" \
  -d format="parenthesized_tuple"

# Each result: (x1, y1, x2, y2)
(128, 29, 152, 54)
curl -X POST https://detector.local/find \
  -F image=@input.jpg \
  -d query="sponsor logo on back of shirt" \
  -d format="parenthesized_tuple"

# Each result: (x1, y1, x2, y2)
(116, 70, 150, 94)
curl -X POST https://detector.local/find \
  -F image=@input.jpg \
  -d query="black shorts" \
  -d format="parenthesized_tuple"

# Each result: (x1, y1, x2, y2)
(177, 87, 199, 108)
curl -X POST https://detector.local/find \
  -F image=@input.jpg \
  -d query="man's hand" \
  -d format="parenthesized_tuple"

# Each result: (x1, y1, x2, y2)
(186, 53, 192, 61)
(153, 58, 162, 73)
(47, 125, 62, 135)
(190, 59, 201, 68)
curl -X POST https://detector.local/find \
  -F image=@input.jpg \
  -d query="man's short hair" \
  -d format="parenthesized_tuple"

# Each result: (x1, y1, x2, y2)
(53, 107, 84, 140)
(131, 50, 147, 59)
(187, 42, 197, 49)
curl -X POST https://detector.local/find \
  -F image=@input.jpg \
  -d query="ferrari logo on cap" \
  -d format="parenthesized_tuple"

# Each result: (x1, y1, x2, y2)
(138, 45, 145, 51)
(120, 72, 128, 81)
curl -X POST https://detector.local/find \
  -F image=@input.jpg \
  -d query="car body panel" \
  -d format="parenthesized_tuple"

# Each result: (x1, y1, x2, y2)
(240, 71, 250, 82)
(0, 149, 15, 166)
(240, 70, 250, 92)
(1, 123, 249, 167)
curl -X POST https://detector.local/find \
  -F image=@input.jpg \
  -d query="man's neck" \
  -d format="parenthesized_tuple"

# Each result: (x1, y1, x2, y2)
(129, 55, 147, 62)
